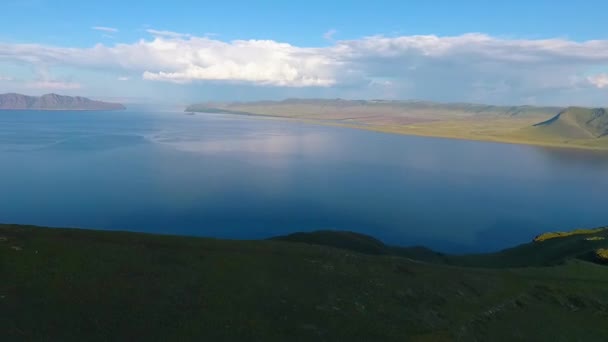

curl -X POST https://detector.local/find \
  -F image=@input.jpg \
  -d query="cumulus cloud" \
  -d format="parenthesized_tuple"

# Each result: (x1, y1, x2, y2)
(2, 32, 608, 103)
(587, 74, 608, 88)
(139, 38, 336, 86)
(92, 26, 119, 33)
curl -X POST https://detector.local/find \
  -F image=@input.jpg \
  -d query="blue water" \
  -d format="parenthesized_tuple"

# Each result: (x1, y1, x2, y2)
(1, 110, 608, 253)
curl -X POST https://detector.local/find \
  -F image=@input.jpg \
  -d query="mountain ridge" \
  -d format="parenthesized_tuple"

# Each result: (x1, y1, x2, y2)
(0, 93, 126, 111)
(532, 106, 608, 139)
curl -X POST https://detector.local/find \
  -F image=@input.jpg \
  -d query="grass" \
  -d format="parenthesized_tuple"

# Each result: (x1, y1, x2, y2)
(273, 117, 608, 151)
(3, 224, 608, 341)
(186, 100, 608, 150)
(533, 228, 608, 242)
(597, 249, 608, 263)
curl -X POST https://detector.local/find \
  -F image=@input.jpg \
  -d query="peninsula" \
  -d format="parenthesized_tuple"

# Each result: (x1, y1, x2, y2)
(186, 99, 608, 150)
(0, 93, 125, 111)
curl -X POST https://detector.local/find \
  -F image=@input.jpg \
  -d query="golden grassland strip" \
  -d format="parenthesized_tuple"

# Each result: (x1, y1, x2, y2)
(294, 118, 608, 151)
(596, 248, 608, 262)
(199, 110, 608, 151)
(534, 228, 608, 242)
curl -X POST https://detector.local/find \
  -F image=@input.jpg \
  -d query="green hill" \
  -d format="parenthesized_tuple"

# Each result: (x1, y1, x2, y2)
(272, 230, 450, 263)
(449, 227, 608, 268)
(532, 107, 608, 139)
(3, 224, 608, 341)
(271, 230, 389, 255)
(273, 228, 608, 268)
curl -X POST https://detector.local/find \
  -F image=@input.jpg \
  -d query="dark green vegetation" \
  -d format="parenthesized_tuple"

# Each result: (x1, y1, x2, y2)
(3, 225, 608, 341)
(273, 230, 448, 263)
(186, 99, 608, 150)
(272, 230, 390, 255)
(275, 228, 608, 268)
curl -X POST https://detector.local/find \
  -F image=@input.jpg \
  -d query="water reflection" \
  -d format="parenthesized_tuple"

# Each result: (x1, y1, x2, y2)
(1, 110, 608, 253)
(534, 145, 608, 167)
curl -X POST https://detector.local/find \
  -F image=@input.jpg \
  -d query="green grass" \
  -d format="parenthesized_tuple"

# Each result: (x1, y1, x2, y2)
(2, 224, 608, 341)
(271, 230, 389, 255)
(271, 228, 608, 268)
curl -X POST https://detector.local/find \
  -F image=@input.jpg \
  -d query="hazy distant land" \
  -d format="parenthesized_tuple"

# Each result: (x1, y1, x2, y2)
(0, 93, 125, 111)
(187, 99, 608, 150)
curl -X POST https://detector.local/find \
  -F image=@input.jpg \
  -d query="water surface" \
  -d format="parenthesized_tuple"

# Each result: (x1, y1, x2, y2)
(1, 110, 607, 252)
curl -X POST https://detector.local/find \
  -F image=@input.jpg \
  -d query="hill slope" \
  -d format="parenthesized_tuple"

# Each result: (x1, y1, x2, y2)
(0, 93, 125, 111)
(532, 107, 608, 139)
(2, 224, 608, 341)
(274, 228, 608, 267)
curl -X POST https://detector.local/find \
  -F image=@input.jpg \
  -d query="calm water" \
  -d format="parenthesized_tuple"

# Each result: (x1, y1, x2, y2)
(1, 110, 608, 253)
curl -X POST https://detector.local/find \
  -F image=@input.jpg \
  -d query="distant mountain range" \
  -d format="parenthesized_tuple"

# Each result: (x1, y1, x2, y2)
(0, 93, 125, 111)
(186, 98, 562, 118)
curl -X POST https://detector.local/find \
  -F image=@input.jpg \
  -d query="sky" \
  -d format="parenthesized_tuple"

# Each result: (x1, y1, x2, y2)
(2, 0, 608, 105)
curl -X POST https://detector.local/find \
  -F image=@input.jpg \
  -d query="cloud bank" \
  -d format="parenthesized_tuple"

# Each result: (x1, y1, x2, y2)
(1, 31, 608, 103)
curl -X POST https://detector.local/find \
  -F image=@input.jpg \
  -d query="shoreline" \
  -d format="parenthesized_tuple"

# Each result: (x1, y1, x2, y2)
(189, 110, 608, 152)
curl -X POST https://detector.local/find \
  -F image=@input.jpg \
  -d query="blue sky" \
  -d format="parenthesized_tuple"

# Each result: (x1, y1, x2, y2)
(2, 0, 608, 105)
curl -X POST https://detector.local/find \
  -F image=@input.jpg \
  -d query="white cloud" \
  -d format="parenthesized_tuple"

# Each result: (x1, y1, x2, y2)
(2, 32, 608, 103)
(92, 26, 119, 33)
(587, 74, 608, 88)
(139, 38, 336, 86)
(0, 75, 14, 81)
(25, 80, 81, 90)
(117, 76, 131, 81)
(146, 29, 191, 39)
(323, 29, 337, 41)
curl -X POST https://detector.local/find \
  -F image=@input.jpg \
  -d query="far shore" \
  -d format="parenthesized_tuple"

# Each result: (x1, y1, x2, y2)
(188, 110, 608, 151)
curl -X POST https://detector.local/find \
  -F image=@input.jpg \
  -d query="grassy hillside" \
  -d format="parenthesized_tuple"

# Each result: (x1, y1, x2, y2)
(273, 228, 608, 268)
(272, 230, 450, 263)
(450, 227, 608, 268)
(533, 107, 608, 139)
(3, 224, 608, 341)
(186, 99, 608, 150)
